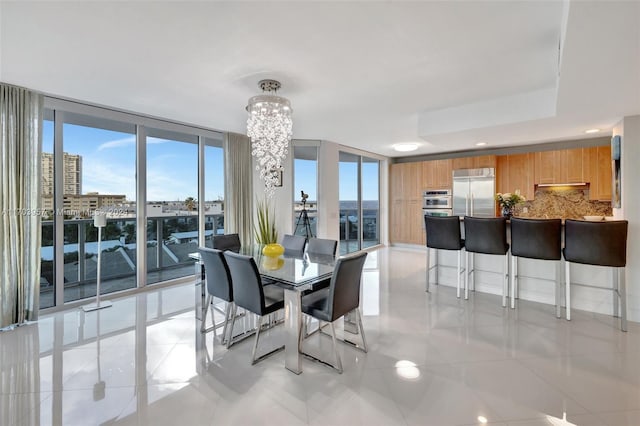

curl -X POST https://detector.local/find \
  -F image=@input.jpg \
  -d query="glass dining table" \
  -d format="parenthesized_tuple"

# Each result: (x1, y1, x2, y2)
(190, 248, 336, 374)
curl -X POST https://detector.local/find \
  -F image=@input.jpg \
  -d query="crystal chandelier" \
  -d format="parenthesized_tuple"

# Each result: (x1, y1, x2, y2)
(247, 79, 293, 195)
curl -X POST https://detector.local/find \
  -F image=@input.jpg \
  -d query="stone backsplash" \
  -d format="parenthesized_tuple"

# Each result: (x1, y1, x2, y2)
(514, 187, 612, 219)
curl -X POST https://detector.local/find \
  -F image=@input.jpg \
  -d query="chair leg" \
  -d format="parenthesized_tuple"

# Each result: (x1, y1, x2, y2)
(356, 308, 368, 353)
(200, 294, 212, 333)
(329, 322, 343, 374)
(510, 255, 517, 309)
(619, 267, 627, 332)
(226, 304, 238, 349)
(221, 302, 233, 344)
(251, 316, 264, 364)
(555, 261, 562, 318)
(565, 261, 571, 321)
(426, 247, 430, 292)
(461, 250, 467, 300)
(613, 268, 620, 318)
(502, 253, 508, 308)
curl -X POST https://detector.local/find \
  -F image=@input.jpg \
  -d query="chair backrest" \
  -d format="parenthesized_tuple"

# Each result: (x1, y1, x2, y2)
(198, 247, 233, 302)
(564, 219, 628, 267)
(510, 218, 562, 260)
(223, 251, 267, 315)
(212, 233, 241, 252)
(281, 234, 307, 256)
(307, 238, 338, 256)
(327, 251, 368, 322)
(424, 215, 463, 250)
(464, 216, 509, 255)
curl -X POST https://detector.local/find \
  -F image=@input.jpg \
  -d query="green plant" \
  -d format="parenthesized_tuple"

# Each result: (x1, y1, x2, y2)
(254, 198, 278, 244)
(495, 190, 527, 208)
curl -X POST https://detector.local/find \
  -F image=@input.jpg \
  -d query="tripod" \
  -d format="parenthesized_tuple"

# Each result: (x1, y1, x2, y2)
(294, 200, 314, 239)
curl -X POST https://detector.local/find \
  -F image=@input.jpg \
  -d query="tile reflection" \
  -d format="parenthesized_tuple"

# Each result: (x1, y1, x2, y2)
(2, 247, 640, 425)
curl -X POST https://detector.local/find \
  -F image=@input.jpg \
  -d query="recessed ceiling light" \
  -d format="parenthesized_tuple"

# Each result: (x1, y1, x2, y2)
(477, 415, 488, 424)
(475, 142, 488, 146)
(393, 143, 419, 152)
(585, 129, 600, 134)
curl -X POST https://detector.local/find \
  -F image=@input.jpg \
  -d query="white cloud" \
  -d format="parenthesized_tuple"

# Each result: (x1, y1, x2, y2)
(97, 136, 136, 151)
(98, 136, 168, 151)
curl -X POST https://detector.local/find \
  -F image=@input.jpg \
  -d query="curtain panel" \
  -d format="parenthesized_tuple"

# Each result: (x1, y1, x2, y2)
(0, 84, 43, 328)
(223, 132, 253, 247)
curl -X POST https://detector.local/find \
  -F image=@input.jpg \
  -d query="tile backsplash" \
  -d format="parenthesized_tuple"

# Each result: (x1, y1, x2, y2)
(514, 187, 612, 219)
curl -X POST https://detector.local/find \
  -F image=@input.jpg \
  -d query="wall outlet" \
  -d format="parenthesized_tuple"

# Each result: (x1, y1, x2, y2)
(522, 207, 529, 213)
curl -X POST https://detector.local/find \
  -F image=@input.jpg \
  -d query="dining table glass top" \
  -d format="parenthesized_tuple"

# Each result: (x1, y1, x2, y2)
(190, 247, 336, 288)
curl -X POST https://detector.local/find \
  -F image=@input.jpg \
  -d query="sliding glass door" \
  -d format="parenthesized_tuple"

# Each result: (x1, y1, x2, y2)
(339, 152, 380, 254)
(40, 100, 224, 309)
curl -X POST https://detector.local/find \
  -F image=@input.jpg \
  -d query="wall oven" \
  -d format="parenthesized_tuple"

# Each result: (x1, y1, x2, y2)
(423, 208, 453, 217)
(423, 189, 452, 209)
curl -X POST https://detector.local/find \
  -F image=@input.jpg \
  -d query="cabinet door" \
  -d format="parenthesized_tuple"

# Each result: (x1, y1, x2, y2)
(403, 162, 421, 199)
(496, 155, 509, 194)
(408, 199, 424, 245)
(565, 148, 584, 183)
(389, 163, 404, 201)
(422, 160, 436, 188)
(389, 199, 404, 242)
(535, 151, 558, 184)
(435, 159, 452, 188)
(452, 157, 473, 170)
(596, 146, 612, 200)
(508, 153, 535, 200)
(474, 155, 497, 169)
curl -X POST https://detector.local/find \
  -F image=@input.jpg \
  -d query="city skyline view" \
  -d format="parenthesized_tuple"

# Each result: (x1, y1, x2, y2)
(43, 120, 378, 204)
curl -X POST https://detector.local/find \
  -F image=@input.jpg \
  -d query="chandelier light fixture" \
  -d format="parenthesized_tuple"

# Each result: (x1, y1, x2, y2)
(247, 79, 293, 195)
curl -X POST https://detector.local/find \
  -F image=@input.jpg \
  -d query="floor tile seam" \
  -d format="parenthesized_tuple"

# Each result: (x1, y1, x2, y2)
(512, 356, 593, 416)
(145, 341, 180, 380)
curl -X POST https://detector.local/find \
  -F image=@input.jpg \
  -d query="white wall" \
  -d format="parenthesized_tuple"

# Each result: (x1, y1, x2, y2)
(615, 115, 640, 321)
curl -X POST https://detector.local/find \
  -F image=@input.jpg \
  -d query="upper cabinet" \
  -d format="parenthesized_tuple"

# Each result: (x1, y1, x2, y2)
(585, 146, 612, 201)
(534, 148, 586, 184)
(496, 153, 535, 201)
(451, 155, 496, 170)
(422, 159, 452, 189)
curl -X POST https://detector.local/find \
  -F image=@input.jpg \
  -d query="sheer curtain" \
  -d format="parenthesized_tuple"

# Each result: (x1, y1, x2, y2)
(0, 84, 43, 328)
(223, 132, 253, 247)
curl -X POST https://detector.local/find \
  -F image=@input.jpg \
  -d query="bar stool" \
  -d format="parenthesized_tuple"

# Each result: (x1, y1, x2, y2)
(463, 217, 509, 305)
(424, 215, 465, 297)
(563, 219, 628, 331)
(510, 218, 562, 315)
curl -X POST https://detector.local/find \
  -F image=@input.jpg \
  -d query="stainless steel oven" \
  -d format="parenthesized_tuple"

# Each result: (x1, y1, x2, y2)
(423, 208, 453, 217)
(423, 189, 452, 209)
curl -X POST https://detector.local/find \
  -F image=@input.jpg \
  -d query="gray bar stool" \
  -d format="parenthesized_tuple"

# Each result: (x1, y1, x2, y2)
(510, 218, 563, 314)
(563, 219, 628, 331)
(424, 216, 465, 297)
(463, 217, 510, 305)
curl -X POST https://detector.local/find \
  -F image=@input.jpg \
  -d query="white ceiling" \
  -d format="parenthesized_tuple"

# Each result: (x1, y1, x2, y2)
(1, 1, 638, 157)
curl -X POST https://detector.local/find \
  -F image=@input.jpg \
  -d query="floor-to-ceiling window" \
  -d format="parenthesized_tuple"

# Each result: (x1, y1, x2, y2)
(40, 99, 224, 309)
(362, 156, 380, 248)
(146, 129, 199, 285)
(60, 114, 137, 303)
(40, 117, 55, 309)
(292, 144, 318, 238)
(339, 152, 380, 254)
(204, 136, 225, 247)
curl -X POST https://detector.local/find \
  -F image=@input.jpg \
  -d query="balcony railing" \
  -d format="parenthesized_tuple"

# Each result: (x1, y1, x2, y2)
(40, 214, 224, 307)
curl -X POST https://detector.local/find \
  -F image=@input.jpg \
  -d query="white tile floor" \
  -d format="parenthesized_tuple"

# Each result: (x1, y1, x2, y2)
(2, 246, 640, 426)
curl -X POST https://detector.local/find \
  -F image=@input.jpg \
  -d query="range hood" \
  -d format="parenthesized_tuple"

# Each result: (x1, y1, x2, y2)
(536, 182, 588, 187)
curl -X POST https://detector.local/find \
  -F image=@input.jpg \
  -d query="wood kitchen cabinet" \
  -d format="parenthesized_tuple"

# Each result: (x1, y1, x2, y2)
(422, 159, 451, 189)
(452, 155, 497, 170)
(389, 162, 426, 244)
(585, 146, 612, 200)
(496, 153, 535, 200)
(535, 149, 585, 184)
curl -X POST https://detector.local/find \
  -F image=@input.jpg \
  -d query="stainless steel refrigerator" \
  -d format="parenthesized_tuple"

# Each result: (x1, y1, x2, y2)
(452, 168, 496, 217)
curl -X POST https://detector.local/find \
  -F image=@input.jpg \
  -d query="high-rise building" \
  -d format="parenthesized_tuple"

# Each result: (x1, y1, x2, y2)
(41, 152, 82, 196)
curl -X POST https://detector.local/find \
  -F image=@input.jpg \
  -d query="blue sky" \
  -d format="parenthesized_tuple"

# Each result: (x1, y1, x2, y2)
(43, 121, 224, 202)
(43, 120, 378, 202)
